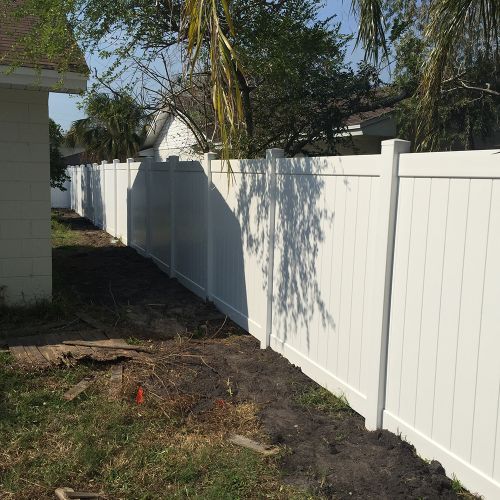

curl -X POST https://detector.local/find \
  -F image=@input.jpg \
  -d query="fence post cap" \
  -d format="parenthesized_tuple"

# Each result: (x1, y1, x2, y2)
(381, 138, 411, 153)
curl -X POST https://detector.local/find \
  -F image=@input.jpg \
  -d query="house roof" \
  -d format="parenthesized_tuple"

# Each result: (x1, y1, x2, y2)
(0, 5, 88, 74)
(345, 105, 395, 127)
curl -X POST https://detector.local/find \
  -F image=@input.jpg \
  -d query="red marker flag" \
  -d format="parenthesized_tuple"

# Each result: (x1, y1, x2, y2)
(135, 386, 144, 404)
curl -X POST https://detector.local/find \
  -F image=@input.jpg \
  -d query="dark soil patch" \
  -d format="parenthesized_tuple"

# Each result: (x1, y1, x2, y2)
(8, 210, 471, 499)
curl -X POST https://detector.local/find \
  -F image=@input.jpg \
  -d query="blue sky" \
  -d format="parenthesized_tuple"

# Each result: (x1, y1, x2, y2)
(49, 1, 362, 131)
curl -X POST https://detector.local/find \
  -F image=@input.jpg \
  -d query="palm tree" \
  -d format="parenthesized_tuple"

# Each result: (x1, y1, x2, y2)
(66, 93, 148, 162)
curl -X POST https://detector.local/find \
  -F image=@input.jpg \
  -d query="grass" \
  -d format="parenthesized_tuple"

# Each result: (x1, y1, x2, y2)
(296, 386, 351, 415)
(51, 213, 77, 248)
(0, 354, 311, 499)
(450, 474, 478, 498)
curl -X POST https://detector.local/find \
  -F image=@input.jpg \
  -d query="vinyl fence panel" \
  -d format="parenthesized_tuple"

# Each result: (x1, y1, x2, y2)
(129, 160, 148, 255)
(210, 159, 270, 344)
(384, 150, 500, 499)
(270, 155, 383, 417)
(115, 162, 129, 244)
(148, 162, 172, 273)
(172, 160, 207, 298)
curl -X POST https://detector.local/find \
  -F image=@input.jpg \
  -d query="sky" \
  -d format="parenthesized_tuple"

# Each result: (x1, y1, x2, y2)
(49, 1, 363, 131)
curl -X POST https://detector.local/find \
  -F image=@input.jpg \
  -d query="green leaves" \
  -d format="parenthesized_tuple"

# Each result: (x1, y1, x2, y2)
(66, 92, 147, 162)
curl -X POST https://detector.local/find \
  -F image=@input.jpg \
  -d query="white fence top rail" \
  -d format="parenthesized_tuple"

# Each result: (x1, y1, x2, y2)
(399, 150, 500, 178)
(211, 159, 267, 174)
(277, 155, 384, 176)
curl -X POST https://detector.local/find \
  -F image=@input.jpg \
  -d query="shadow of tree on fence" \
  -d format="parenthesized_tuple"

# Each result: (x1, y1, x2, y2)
(235, 157, 336, 352)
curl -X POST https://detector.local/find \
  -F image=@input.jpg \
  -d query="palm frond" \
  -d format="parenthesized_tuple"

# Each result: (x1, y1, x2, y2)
(417, 0, 500, 149)
(182, 0, 243, 176)
(351, 0, 388, 63)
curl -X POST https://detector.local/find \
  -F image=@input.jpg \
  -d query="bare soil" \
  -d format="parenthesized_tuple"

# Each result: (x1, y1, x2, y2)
(42, 211, 472, 498)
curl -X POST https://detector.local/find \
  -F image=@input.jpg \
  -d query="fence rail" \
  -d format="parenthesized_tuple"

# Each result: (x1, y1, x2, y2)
(67, 140, 500, 499)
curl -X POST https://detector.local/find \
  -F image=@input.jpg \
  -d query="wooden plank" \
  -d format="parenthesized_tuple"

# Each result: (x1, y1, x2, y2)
(228, 434, 279, 456)
(62, 340, 148, 353)
(34, 335, 61, 364)
(23, 342, 51, 368)
(8, 344, 33, 366)
(108, 365, 123, 400)
(63, 377, 95, 401)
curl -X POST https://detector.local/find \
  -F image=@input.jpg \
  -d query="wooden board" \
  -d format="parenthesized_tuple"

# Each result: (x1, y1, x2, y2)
(108, 365, 123, 400)
(6, 331, 141, 369)
(63, 377, 95, 401)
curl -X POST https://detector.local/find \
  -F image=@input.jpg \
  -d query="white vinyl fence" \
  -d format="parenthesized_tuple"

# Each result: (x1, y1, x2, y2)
(51, 177, 71, 208)
(69, 141, 500, 499)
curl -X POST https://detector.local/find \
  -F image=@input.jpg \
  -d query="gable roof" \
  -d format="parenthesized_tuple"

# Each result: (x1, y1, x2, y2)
(0, 6, 88, 74)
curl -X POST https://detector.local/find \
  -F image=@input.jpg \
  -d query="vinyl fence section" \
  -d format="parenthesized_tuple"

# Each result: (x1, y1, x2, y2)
(50, 175, 71, 208)
(68, 141, 500, 499)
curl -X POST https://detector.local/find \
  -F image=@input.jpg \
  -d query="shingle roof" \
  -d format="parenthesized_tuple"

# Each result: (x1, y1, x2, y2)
(0, 7, 88, 73)
(345, 105, 396, 127)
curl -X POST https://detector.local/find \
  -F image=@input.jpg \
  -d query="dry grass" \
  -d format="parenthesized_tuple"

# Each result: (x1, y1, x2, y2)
(0, 351, 313, 499)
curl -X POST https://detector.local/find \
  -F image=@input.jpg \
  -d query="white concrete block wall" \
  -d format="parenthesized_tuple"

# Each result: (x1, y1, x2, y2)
(0, 88, 51, 305)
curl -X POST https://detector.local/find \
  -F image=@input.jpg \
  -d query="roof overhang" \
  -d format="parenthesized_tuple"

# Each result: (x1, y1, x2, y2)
(0, 65, 87, 93)
(337, 113, 396, 138)
(142, 110, 172, 149)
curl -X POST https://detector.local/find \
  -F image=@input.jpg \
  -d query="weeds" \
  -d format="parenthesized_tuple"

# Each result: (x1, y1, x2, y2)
(450, 474, 477, 498)
(296, 386, 351, 415)
(51, 214, 76, 247)
(0, 356, 309, 499)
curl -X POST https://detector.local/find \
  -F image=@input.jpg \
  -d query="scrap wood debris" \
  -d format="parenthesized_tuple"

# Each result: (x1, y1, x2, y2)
(6, 331, 145, 369)
(108, 365, 123, 401)
(228, 434, 280, 456)
(3, 311, 152, 369)
(55, 487, 103, 499)
(63, 376, 96, 401)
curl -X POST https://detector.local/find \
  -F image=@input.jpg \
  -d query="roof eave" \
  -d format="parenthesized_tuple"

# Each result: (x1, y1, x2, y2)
(336, 113, 395, 138)
(0, 65, 88, 93)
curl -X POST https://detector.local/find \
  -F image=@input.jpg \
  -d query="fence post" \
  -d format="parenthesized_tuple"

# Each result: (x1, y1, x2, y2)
(169, 156, 179, 279)
(144, 157, 153, 257)
(101, 160, 106, 230)
(264, 148, 285, 349)
(126, 158, 133, 247)
(113, 159, 119, 238)
(92, 163, 99, 225)
(205, 152, 217, 301)
(69, 166, 74, 210)
(365, 138, 411, 431)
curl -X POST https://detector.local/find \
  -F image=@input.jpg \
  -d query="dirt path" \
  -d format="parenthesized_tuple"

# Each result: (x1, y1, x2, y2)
(48, 210, 466, 499)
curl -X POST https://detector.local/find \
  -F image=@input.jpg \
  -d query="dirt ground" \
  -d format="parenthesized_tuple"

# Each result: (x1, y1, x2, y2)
(3, 210, 472, 499)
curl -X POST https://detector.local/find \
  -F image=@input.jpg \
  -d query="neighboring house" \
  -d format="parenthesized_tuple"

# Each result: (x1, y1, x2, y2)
(139, 110, 203, 161)
(60, 146, 86, 166)
(0, 13, 88, 305)
(336, 106, 397, 155)
(139, 105, 398, 161)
